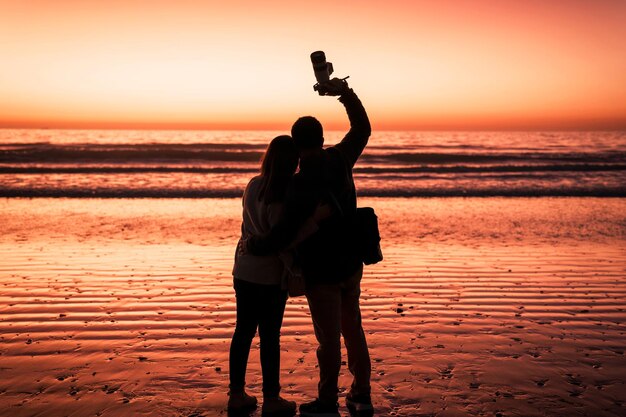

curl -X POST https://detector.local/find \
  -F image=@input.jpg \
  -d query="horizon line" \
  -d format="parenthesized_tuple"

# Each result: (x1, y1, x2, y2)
(1, 126, 625, 132)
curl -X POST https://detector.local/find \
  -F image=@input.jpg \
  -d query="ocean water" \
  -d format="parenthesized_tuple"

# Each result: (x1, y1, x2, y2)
(0, 129, 625, 197)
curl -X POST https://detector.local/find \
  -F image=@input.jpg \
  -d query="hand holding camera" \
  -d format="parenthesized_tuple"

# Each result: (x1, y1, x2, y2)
(310, 51, 350, 96)
(317, 77, 350, 96)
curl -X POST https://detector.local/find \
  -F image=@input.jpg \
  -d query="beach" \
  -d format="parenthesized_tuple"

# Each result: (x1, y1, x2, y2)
(2, 0, 626, 415)
(1, 197, 625, 416)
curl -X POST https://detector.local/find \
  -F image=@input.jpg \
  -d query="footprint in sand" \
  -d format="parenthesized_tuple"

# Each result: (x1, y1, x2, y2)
(102, 385, 119, 394)
(437, 365, 454, 380)
(566, 374, 585, 387)
(569, 389, 584, 397)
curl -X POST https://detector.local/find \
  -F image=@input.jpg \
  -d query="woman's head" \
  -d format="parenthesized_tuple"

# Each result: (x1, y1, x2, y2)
(258, 135, 299, 203)
(261, 135, 298, 178)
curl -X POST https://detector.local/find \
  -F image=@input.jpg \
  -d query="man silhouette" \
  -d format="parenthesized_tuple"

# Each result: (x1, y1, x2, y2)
(248, 77, 373, 417)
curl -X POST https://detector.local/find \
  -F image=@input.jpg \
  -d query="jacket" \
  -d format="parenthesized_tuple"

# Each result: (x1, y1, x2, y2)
(232, 176, 285, 285)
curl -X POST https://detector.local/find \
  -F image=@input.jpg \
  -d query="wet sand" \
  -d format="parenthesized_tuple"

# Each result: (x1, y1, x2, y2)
(1, 197, 625, 417)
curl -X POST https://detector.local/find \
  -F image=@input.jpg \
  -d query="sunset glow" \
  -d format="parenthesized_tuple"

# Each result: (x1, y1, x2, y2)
(1, 0, 625, 130)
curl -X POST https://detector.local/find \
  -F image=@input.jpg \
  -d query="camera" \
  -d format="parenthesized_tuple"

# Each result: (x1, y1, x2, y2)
(311, 51, 334, 95)
(310, 51, 350, 95)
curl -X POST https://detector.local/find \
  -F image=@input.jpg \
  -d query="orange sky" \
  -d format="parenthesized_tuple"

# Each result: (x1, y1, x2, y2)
(1, 0, 625, 130)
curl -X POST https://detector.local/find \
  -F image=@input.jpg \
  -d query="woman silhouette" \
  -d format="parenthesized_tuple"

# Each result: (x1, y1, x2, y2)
(228, 135, 299, 417)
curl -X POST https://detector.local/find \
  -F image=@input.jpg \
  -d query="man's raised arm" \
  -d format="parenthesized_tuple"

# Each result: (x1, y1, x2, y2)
(334, 84, 372, 168)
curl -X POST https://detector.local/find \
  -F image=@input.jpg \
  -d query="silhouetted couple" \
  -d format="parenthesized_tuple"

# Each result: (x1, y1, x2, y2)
(229, 78, 373, 417)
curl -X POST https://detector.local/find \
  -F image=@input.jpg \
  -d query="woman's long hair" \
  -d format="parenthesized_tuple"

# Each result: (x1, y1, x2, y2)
(258, 135, 299, 204)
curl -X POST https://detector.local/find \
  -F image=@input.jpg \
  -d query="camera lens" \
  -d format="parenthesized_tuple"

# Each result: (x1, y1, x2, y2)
(310, 51, 326, 65)
(311, 51, 330, 83)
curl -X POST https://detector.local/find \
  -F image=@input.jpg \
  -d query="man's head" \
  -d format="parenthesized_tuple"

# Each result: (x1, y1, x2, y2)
(291, 116, 323, 151)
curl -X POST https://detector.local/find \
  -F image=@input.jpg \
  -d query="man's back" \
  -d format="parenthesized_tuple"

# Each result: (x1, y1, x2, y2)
(292, 148, 359, 282)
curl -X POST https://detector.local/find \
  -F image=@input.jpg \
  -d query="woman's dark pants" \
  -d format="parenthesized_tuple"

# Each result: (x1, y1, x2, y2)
(229, 278, 288, 398)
